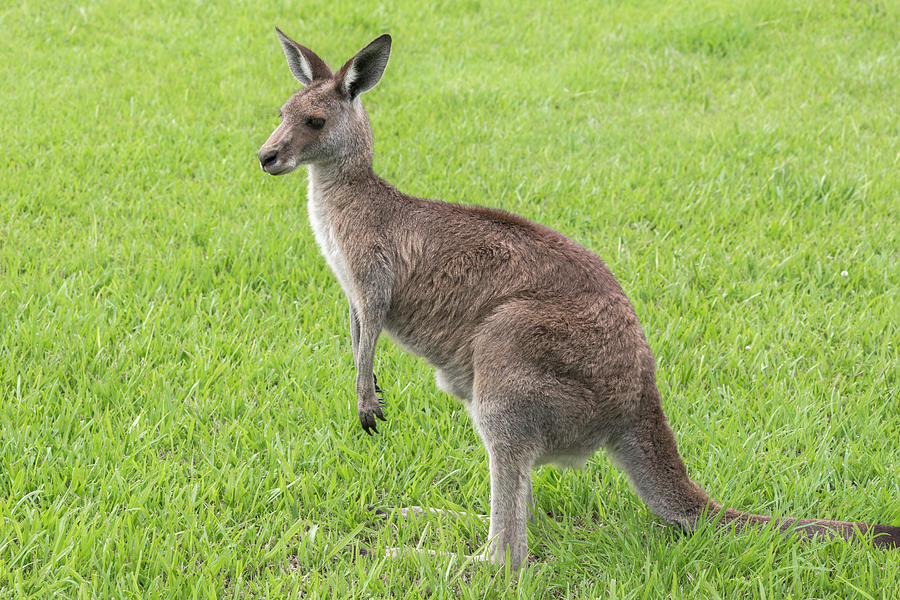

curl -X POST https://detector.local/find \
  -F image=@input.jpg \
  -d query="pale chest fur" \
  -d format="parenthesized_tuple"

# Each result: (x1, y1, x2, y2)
(306, 173, 357, 306)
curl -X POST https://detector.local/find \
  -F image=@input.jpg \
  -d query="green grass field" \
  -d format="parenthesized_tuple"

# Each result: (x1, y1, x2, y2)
(2, 0, 899, 597)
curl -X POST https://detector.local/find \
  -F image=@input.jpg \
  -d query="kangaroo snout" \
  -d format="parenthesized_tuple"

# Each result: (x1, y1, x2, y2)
(258, 122, 297, 175)
(257, 142, 296, 175)
(258, 147, 279, 171)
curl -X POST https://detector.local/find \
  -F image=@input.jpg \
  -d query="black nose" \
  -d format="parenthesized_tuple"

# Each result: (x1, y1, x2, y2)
(259, 149, 278, 169)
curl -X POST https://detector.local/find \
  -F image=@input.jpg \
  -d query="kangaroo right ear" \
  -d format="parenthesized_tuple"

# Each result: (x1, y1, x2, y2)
(337, 34, 392, 100)
(275, 27, 333, 85)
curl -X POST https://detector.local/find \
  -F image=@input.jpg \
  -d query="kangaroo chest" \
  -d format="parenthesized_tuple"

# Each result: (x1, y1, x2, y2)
(307, 189, 357, 306)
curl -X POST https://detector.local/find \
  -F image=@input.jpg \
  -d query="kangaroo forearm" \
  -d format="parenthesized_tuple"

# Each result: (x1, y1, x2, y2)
(348, 301, 360, 363)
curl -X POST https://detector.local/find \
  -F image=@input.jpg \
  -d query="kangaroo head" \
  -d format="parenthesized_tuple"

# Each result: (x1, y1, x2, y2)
(258, 29, 392, 176)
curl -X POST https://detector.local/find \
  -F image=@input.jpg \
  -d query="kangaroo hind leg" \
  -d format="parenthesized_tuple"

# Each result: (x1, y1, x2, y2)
(470, 386, 539, 570)
(484, 442, 534, 569)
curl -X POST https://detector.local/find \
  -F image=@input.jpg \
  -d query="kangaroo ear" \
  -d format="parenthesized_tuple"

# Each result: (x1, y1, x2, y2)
(275, 27, 333, 85)
(337, 34, 392, 100)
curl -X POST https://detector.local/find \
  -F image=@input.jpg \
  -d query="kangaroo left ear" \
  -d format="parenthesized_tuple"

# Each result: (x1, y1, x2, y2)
(337, 34, 392, 100)
(275, 27, 333, 85)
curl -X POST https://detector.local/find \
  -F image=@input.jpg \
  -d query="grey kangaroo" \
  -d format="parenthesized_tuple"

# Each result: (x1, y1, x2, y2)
(257, 29, 900, 570)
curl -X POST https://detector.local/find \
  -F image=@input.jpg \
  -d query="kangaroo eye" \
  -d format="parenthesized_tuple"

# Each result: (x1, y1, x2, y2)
(305, 117, 325, 130)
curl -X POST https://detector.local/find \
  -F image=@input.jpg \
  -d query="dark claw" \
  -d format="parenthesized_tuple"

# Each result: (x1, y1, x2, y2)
(360, 410, 381, 435)
(360, 390, 387, 434)
(373, 373, 385, 395)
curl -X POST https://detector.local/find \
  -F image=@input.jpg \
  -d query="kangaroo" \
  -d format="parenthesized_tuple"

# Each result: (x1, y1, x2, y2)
(257, 29, 900, 570)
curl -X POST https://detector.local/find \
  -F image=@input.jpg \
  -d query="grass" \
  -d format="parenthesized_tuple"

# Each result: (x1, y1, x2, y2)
(1, 0, 899, 597)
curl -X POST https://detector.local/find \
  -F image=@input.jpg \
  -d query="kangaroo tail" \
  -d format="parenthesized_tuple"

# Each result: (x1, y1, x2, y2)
(709, 506, 900, 549)
(608, 383, 899, 549)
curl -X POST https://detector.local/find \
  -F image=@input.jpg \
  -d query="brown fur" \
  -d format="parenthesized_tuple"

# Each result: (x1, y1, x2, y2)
(258, 30, 900, 569)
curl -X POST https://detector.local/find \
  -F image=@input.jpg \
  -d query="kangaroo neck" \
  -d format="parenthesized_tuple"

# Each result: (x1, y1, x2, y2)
(307, 157, 377, 208)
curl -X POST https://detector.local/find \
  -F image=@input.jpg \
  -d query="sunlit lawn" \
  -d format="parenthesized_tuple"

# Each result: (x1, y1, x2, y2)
(1, 0, 898, 597)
